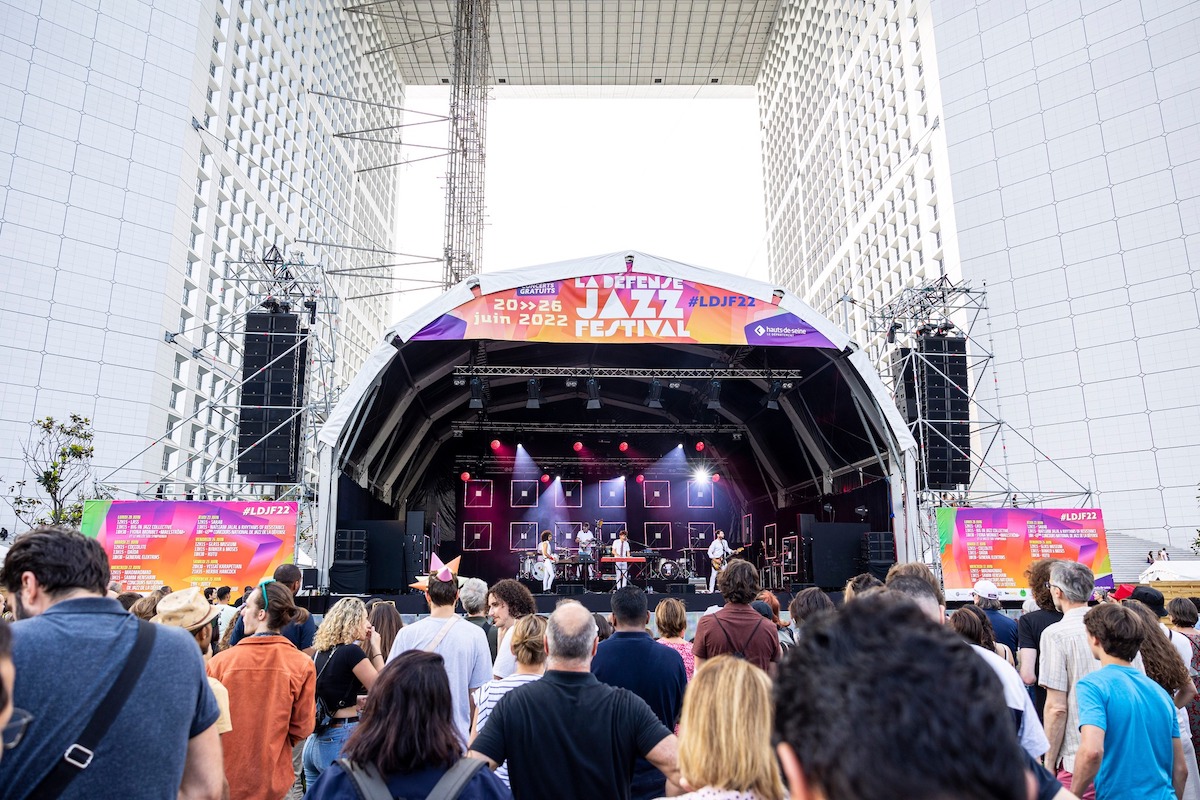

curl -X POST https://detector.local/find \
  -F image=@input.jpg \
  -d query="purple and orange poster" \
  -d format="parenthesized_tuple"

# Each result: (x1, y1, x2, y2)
(81, 499, 297, 592)
(938, 507, 1113, 600)
(410, 273, 838, 348)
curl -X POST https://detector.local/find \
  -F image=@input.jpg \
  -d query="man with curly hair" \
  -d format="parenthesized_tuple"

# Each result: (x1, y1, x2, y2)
(488, 578, 537, 679)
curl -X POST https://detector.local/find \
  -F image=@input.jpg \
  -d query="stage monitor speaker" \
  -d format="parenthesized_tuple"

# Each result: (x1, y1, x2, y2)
(334, 529, 367, 562)
(809, 522, 869, 589)
(403, 532, 424, 591)
(862, 531, 896, 562)
(329, 560, 369, 594)
(301, 568, 318, 590)
(556, 584, 585, 596)
(237, 312, 306, 482)
(667, 583, 695, 595)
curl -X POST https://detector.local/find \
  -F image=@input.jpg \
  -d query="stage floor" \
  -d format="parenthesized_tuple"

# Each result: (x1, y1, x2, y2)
(298, 587, 742, 616)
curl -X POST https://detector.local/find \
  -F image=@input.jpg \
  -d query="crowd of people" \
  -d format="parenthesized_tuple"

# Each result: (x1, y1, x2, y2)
(1, 524, 1198, 800)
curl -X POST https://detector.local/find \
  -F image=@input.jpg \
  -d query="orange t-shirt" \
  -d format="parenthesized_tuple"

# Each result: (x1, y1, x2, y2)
(207, 636, 316, 800)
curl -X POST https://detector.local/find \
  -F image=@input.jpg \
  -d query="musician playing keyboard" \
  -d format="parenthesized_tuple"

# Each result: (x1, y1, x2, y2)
(613, 529, 631, 589)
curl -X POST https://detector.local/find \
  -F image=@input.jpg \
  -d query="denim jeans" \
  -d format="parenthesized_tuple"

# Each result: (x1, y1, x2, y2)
(302, 721, 357, 788)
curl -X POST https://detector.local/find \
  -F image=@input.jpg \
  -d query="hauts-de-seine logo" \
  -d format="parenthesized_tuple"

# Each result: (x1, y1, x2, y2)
(754, 324, 767, 336)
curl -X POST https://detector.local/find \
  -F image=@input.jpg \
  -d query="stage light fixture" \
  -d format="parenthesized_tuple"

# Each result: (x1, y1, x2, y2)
(490, 439, 501, 451)
(564, 377, 579, 388)
(886, 322, 903, 344)
(668, 380, 683, 390)
(712, 473, 721, 482)
(644, 379, 664, 409)
(541, 474, 550, 483)
(693, 467, 710, 482)
(452, 376, 467, 387)
(636, 474, 645, 483)
(468, 377, 485, 410)
(694, 441, 705, 452)
(573, 441, 583, 452)
(762, 380, 783, 410)
(854, 505, 869, 519)
(460, 471, 471, 482)
(618, 441, 629, 452)
(585, 378, 602, 410)
(526, 378, 542, 409)
(705, 380, 722, 409)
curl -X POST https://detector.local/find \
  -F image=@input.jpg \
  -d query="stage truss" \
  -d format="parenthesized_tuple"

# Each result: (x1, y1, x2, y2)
(869, 277, 1094, 573)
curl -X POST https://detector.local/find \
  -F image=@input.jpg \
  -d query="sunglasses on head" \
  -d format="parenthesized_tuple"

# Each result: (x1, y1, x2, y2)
(258, 578, 275, 609)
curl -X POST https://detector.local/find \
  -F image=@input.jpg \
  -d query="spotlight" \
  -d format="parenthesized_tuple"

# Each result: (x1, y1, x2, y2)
(303, 299, 318, 325)
(452, 376, 467, 387)
(586, 378, 602, 410)
(886, 322, 902, 344)
(854, 505, 869, 519)
(468, 377, 485, 410)
(636, 474, 645, 483)
(460, 471, 471, 482)
(573, 441, 583, 452)
(705, 379, 722, 410)
(565, 377, 579, 388)
(694, 441, 705, 452)
(526, 378, 542, 409)
(712, 473, 721, 482)
(490, 439, 501, 451)
(644, 379, 664, 409)
(541, 474, 550, 483)
(762, 380, 783, 410)
(936, 319, 957, 336)
(619, 441, 629, 452)
(667, 380, 682, 390)
(693, 467, 710, 482)
(677, 443, 683, 449)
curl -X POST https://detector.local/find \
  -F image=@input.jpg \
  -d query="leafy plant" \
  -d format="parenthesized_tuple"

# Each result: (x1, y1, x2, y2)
(4, 415, 96, 529)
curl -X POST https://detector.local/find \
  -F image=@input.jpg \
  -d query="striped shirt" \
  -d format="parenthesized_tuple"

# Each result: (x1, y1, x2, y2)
(474, 672, 542, 786)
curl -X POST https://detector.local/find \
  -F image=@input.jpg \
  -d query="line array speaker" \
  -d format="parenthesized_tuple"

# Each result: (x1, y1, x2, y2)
(237, 312, 307, 482)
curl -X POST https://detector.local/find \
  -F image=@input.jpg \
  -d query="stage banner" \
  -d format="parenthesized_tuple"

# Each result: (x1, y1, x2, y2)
(81, 499, 297, 592)
(938, 507, 1113, 601)
(410, 273, 838, 348)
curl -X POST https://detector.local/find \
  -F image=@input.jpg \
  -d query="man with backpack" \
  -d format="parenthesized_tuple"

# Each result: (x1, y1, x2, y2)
(691, 559, 781, 672)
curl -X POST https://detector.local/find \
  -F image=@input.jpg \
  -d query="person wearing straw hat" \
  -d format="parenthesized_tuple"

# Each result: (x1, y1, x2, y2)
(388, 554, 491, 747)
(152, 588, 233, 736)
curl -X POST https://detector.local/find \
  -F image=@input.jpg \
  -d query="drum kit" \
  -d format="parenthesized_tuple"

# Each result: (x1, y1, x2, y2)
(518, 547, 704, 581)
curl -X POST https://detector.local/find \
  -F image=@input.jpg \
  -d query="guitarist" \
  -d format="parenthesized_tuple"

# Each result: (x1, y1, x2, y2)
(707, 530, 744, 592)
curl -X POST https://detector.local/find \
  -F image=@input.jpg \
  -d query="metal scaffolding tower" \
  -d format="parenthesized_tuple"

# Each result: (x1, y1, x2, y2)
(443, 0, 491, 287)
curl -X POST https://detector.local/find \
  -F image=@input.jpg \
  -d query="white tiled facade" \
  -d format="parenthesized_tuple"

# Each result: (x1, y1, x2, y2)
(0, 0, 400, 526)
(761, 0, 1200, 545)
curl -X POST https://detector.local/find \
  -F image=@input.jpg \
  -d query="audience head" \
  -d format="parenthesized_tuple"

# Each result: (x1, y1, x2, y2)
(272, 563, 303, 591)
(343, 651, 462, 773)
(842, 572, 884, 602)
(488, 579, 537, 627)
(971, 579, 1002, 611)
(546, 602, 599, 665)
(949, 604, 998, 652)
(314, 597, 369, 651)
(152, 587, 221, 652)
(717, 559, 759, 604)
(774, 593, 1026, 800)
(755, 590, 788, 630)
(216, 585, 231, 604)
(884, 575, 943, 624)
(1023, 559, 1060, 613)
(1085, 603, 1143, 662)
(593, 612, 613, 642)
(425, 574, 458, 608)
(203, 587, 215, 603)
(368, 601, 403, 656)
(511, 613, 548, 667)
(679, 656, 784, 800)
(242, 579, 299, 633)
(1048, 561, 1094, 608)
(115, 591, 142, 611)
(885, 562, 944, 606)
(1168, 597, 1198, 629)
(611, 586, 648, 628)
(1129, 585, 1168, 618)
(787, 587, 833, 628)
(458, 577, 489, 616)
(1121, 599, 1189, 692)
(0, 526, 110, 617)
(654, 598, 688, 639)
(129, 593, 161, 621)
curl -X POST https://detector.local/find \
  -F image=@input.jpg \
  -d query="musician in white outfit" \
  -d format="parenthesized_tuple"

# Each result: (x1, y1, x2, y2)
(576, 523, 597, 580)
(538, 529, 556, 592)
(613, 529, 631, 589)
(707, 530, 733, 592)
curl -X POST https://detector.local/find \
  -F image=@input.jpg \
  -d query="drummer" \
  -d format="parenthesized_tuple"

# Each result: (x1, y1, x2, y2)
(577, 522, 597, 580)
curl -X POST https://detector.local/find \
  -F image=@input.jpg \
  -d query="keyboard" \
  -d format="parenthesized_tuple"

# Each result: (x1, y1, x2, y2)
(601, 557, 646, 563)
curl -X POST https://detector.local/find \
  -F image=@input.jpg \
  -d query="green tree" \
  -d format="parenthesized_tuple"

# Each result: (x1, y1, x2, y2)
(4, 414, 96, 528)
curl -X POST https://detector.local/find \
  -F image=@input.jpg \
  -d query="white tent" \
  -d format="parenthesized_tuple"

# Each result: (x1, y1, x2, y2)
(1139, 562, 1200, 583)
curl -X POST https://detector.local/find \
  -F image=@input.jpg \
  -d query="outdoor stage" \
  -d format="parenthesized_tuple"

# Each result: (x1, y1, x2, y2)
(312, 252, 918, 594)
(299, 588, 765, 616)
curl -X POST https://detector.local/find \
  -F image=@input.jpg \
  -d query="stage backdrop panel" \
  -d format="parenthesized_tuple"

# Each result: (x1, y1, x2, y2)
(938, 507, 1113, 601)
(81, 499, 296, 592)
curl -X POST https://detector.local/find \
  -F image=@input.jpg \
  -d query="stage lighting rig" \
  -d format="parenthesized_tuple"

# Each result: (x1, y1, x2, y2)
(586, 378, 602, 410)
(526, 378, 543, 409)
(644, 379, 664, 409)
(705, 380, 722, 410)
(468, 377, 486, 409)
(762, 380, 783, 410)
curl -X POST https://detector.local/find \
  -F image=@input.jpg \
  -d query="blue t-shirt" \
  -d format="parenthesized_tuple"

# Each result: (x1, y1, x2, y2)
(1076, 664, 1177, 800)
(0, 597, 219, 800)
(303, 760, 513, 800)
(985, 608, 1019, 654)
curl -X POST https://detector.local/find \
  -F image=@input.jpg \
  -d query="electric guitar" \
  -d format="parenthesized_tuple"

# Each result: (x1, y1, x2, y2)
(711, 546, 745, 571)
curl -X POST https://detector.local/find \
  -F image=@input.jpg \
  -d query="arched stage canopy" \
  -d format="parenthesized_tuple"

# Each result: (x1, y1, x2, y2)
(315, 251, 919, 583)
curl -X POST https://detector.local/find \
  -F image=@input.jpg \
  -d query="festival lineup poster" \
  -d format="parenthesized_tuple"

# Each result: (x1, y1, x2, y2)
(938, 507, 1113, 601)
(410, 272, 839, 348)
(81, 500, 297, 592)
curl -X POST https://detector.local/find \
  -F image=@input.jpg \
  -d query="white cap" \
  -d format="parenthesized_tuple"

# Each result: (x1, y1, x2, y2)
(972, 579, 1001, 600)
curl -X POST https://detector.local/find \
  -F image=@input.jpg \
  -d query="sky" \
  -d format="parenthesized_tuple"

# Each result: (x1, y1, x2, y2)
(389, 87, 768, 319)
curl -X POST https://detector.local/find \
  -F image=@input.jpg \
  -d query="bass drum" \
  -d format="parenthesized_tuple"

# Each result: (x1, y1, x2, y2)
(532, 561, 550, 581)
(658, 559, 684, 580)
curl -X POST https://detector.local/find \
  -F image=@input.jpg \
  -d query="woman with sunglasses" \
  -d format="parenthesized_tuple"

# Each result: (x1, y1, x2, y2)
(208, 580, 316, 800)
(303, 598, 383, 786)
(304, 651, 511, 799)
